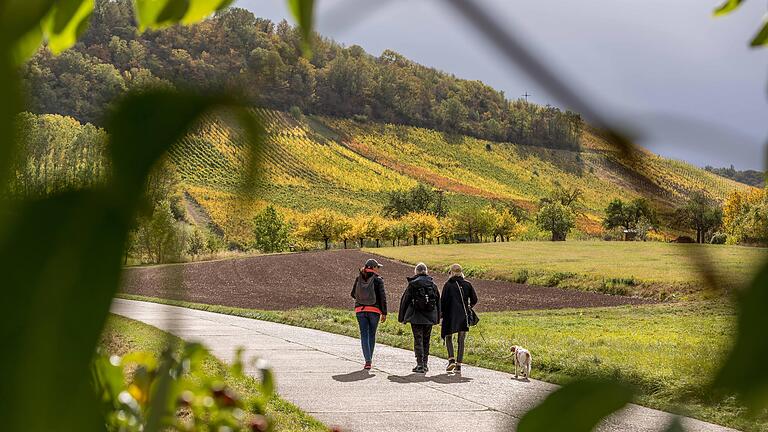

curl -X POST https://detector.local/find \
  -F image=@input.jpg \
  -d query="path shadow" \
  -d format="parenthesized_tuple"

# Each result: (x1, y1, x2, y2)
(510, 376, 531, 383)
(332, 370, 376, 383)
(387, 373, 473, 385)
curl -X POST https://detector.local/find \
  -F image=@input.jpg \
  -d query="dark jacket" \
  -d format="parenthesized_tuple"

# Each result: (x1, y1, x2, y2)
(398, 274, 440, 325)
(440, 275, 478, 338)
(351, 270, 387, 315)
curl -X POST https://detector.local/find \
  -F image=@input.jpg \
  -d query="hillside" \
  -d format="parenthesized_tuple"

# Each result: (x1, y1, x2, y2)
(171, 109, 751, 246)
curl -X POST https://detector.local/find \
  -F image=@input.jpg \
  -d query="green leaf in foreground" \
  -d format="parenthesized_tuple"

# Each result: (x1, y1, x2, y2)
(134, 0, 234, 31)
(518, 380, 633, 432)
(43, 0, 94, 53)
(750, 19, 768, 47)
(713, 259, 768, 411)
(287, 0, 315, 57)
(713, 0, 744, 16)
(0, 90, 260, 431)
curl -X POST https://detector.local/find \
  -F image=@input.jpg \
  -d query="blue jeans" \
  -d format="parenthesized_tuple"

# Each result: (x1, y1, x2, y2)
(356, 312, 380, 363)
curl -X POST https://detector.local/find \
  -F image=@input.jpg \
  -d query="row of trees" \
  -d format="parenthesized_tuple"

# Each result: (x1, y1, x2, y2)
(5, 113, 108, 198)
(602, 192, 725, 244)
(22, 1, 583, 150)
(250, 205, 523, 253)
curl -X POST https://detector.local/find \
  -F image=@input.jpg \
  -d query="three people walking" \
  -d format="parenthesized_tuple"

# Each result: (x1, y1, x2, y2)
(351, 259, 388, 370)
(398, 263, 440, 373)
(353, 258, 478, 374)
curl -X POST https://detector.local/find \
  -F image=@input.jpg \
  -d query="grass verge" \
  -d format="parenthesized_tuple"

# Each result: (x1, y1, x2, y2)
(117, 293, 765, 431)
(101, 314, 328, 432)
(367, 241, 767, 299)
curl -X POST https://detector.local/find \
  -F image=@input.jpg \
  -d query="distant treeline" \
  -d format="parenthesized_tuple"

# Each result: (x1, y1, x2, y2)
(21, 0, 582, 150)
(705, 165, 764, 188)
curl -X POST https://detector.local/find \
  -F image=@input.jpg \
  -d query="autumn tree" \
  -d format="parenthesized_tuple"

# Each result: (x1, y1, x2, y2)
(536, 202, 575, 241)
(297, 209, 349, 250)
(382, 184, 446, 218)
(723, 189, 768, 244)
(252, 205, 290, 253)
(603, 198, 657, 240)
(404, 212, 439, 245)
(675, 192, 723, 244)
(493, 208, 519, 241)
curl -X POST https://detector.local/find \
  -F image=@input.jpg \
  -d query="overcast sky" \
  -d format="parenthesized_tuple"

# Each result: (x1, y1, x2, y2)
(240, 0, 768, 170)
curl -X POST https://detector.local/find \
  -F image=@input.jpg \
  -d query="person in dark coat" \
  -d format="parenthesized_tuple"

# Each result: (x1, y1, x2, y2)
(440, 263, 478, 373)
(398, 262, 440, 373)
(351, 259, 388, 370)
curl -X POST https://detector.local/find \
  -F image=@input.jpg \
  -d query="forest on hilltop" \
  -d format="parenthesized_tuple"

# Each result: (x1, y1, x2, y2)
(21, 0, 582, 150)
(705, 165, 765, 187)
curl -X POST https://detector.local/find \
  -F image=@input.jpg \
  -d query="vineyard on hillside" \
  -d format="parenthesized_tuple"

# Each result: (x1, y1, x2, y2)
(165, 109, 751, 246)
(9, 110, 748, 248)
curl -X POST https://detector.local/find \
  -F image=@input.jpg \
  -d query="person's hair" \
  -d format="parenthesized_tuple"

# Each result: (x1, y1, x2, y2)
(415, 262, 428, 275)
(449, 263, 464, 278)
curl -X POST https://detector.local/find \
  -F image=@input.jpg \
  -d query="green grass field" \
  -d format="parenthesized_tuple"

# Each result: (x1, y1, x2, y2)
(120, 294, 766, 431)
(101, 315, 327, 432)
(369, 241, 767, 298)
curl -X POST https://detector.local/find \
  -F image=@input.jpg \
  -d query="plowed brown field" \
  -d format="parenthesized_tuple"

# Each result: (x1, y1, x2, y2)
(120, 249, 652, 311)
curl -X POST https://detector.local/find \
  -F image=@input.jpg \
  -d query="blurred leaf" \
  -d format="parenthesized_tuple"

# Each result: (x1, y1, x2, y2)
(106, 90, 233, 200)
(0, 51, 22, 190)
(235, 108, 266, 193)
(11, 24, 43, 65)
(0, 89, 258, 432)
(230, 347, 245, 378)
(122, 351, 159, 370)
(518, 380, 633, 432)
(182, 0, 234, 24)
(287, 0, 314, 57)
(92, 355, 126, 402)
(260, 367, 275, 396)
(134, 0, 233, 30)
(156, 0, 190, 25)
(0, 191, 131, 431)
(43, 0, 94, 53)
(145, 348, 177, 432)
(713, 259, 768, 411)
(0, 0, 55, 44)
(664, 417, 686, 432)
(713, 0, 744, 16)
(750, 19, 768, 47)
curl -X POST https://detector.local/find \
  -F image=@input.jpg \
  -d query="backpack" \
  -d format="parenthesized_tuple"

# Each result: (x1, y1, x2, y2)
(354, 275, 377, 306)
(412, 283, 437, 312)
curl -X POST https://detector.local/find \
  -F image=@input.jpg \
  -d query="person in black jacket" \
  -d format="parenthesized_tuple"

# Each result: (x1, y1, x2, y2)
(398, 263, 440, 373)
(441, 263, 478, 373)
(351, 258, 388, 370)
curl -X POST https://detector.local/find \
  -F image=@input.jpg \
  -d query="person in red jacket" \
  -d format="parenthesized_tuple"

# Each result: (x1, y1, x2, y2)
(351, 259, 388, 369)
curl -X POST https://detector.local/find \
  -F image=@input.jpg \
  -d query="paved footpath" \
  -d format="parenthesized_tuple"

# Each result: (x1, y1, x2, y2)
(112, 299, 737, 432)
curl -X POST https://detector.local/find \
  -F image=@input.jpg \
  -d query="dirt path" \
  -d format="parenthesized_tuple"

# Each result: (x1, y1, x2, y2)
(120, 249, 652, 311)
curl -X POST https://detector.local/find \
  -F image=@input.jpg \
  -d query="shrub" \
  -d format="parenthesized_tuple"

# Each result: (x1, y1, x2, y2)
(513, 268, 529, 284)
(599, 279, 631, 296)
(545, 271, 575, 287)
(710, 232, 727, 244)
(92, 344, 274, 431)
(289, 105, 303, 120)
(186, 226, 207, 258)
(462, 265, 487, 278)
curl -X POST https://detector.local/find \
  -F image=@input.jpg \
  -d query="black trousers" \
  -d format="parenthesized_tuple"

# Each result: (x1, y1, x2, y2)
(411, 324, 433, 365)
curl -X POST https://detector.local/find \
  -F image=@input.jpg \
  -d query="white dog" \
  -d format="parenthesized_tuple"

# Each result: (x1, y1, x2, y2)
(510, 345, 532, 379)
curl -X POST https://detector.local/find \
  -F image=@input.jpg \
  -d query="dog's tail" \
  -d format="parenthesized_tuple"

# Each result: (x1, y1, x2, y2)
(525, 352, 532, 375)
